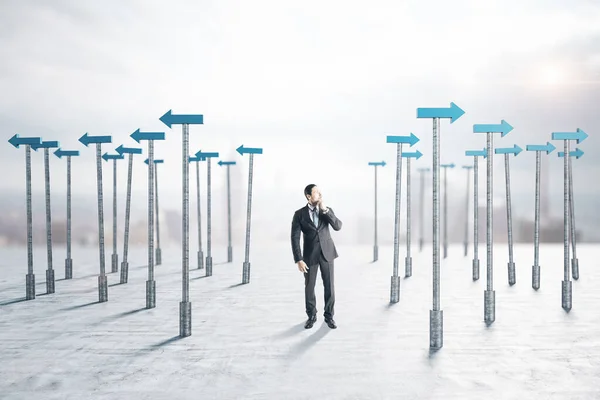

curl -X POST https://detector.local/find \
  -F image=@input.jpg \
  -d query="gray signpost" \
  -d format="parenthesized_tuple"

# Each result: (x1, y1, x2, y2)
(102, 152, 124, 275)
(461, 165, 473, 258)
(368, 161, 386, 262)
(159, 109, 204, 337)
(196, 150, 219, 277)
(473, 120, 514, 324)
(440, 163, 455, 260)
(465, 149, 487, 281)
(218, 160, 237, 263)
(402, 150, 423, 277)
(189, 155, 205, 269)
(417, 167, 430, 252)
(153, 159, 164, 266)
(8, 135, 42, 299)
(79, 133, 113, 302)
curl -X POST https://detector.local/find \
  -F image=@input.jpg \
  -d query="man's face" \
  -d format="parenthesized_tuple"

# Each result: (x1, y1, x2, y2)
(307, 186, 321, 205)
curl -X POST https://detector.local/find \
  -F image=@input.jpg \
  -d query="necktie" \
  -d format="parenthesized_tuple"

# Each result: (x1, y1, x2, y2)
(312, 208, 319, 227)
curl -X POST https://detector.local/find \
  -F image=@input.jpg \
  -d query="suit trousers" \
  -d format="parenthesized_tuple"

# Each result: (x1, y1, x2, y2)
(304, 252, 335, 320)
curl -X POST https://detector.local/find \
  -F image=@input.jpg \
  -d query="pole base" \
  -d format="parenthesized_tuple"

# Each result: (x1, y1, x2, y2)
(463, 242, 468, 257)
(571, 258, 579, 280)
(429, 310, 443, 349)
(532, 265, 540, 290)
(120, 261, 129, 284)
(111, 253, 118, 273)
(46, 269, 55, 294)
(227, 246, 233, 263)
(472, 259, 480, 281)
(562, 280, 572, 311)
(156, 248, 162, 266)
(65, 258, 73, 280)
(484, 290, 495, 325)
(206, 256, 213, 276)
(242, 261, 251, 284)
(508, 262, 516, 286)
(26, 273, 35, 300)
(98, 274, 108, 303)
(373, 245, 378, 262)
(389, 276, 400, 303)
(404, 257, 412, 277)
(197, 250, 204, 270)
(443, 244, 448, 259)
(419, 238, 423, 253)
(179, 301, 192, 337)
(146, 280, 156, 309)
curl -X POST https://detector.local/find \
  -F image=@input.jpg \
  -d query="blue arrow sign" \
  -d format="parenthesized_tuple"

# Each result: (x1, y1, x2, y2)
(525, 142, 556, 154)
(79, 133, 111, 147)
(54, 149, 80, 158)
(558, 148, 584, 159)
(116, 144, 143, 155)
(416, 102, 465, 123)
(473, 120, 513, 137)
(144, 158, 164, 165)
(32, 140, 60, 150)
(417, 167, 431, 172)
(551, 128, 588, 144)
(402, 150, 423, 159)
(465, 148, 488, 158)
(218, 160, 237, 166)
(189, 155, 199, 162)
(102, 153, 125, 162)
(441, 163, 455, 168)
(8, 134, 42, 148)
(494, 144, 522, 156)
(386, 133, 419, 146)
(159, 110, 204, 128)
(236, 145, 263, 155)
(368, 161, 386, 166)
(462, 165, 474, 169)
(131, 129, 165, 143)
(196, 150, 219, 158)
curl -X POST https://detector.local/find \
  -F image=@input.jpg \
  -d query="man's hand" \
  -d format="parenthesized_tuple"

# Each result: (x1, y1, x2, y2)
(297, 260, 308, 273)
(318, 198, 328, 212)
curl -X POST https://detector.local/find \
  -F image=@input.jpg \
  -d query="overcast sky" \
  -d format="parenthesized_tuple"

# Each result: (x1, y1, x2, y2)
(1, 0, 599, 242)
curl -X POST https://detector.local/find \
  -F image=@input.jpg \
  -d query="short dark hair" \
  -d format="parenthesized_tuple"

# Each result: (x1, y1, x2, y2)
(304, 184, 317, 198)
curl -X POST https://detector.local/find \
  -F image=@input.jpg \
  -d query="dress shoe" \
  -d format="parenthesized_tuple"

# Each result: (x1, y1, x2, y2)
(325, 319, 337, 329)
(304, 316, 317, 329)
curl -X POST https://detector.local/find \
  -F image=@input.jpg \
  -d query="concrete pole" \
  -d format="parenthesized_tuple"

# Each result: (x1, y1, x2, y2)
(430, 117, 443, 349)
(95, 143, 108, 302)
(484, 133, 495, 324)
(568, 157, 579, 280)
(180, 123, 192, 337)
(120, 153, 133, 284)
(473, 157, 480, 281)
(111, 158, 119, 273)
(561, 140, 572, 311)
(43, 148, 55, 294)
(227, 164, 233, 263)
(504, 154, 516, 286)
(242, 154, 255, 283)
(65, 155, 73, 279)
(196, 160, 204, 269)
(25, 145, 35, 300)
(205, 157, 213, 276)
(405, 157, 412, 277)
(146, 140, 156, 309)
(373, 165, 378, 262)
(155, 162, 162, 266)
(390, 143, 403, 303)
(532, 151, 541, 290)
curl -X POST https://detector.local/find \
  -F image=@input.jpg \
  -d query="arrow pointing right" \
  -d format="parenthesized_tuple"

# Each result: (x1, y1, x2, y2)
(525, 142, 556, 154)
(465, 148, 488, 158)
(551, 128, 588, 143)
(473, 120, 514, 137)
(386, 133, 419, 146)
(368, 161, 386, 166)
(416, 102, 465, 123)
(558, 148, 584, 159)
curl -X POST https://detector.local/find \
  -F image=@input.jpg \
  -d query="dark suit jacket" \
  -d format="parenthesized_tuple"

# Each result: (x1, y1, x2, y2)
(291, 205, 342, 266)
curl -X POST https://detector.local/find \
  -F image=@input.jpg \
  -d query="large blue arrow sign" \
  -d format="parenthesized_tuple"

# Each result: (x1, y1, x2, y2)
(551, 128, 588, 143)
(8, 134, 41, 148)
(494, 144, 522, 156)
(473, 120, 513, 137)
(218, 160, 237, 166)
(144, 159, 164, 165)
(196, 151, 219, 158)
(465, 149, 487, 158)
(32, 140, 60, 150)
(102, 153, 124, 162)
(441, 163, 455, 168)
(54, 149, 80, 158)
(79, 133, 111, 146)
(525, 142, 556, 154)
(131, 129, 165, 143)
(558, 148, 584, 159)
(160, 110, 204, 128)
(368, 161, 386, 166)
(236, 145, 263, 155)
(402, 150, 423, 159)
(116, 144, 143, 155)
(386, 133, 419, 146)
(417, 102, 465, 123)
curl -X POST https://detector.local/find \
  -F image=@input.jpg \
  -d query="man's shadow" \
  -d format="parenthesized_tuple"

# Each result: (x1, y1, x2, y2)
(288, 323, 331, 359)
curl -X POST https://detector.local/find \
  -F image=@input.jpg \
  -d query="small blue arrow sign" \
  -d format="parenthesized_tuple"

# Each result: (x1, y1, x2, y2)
(462, 165, 474, 169)
(417, 102, 465, 123)
(144, 158, 164, 165)
(189, 155, 199, 162)
(551, 128, 588, 144)
(116, 144, 143, 155)
(159, 110, 204, 128)
(32, 140, 60, 150)
(131, 129, 165, 143)
(102, 153, 125, 162)
(54, 149, 80, 158)
(368, 161, 386, 167)
(79, 133, 111, 147)
(236, 145, 263, 155)
(441, 163, 455, 168)
(494, 144, 522, 156)
(473, 120, 513, 137)
(465, 148, 488, 158)
(196, 151, 219, 158)
(525, 142, 556, 154)
(558, 148, 584, 159)
(8, 134, 41, 148)
(386, 133, 419, 146)
(218, 160, 237, 166)
(402, 150, 423, 159)
(417, 167, 431, 172)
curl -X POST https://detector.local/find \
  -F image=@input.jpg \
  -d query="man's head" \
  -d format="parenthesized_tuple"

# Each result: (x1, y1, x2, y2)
(304, 184, 321, 205)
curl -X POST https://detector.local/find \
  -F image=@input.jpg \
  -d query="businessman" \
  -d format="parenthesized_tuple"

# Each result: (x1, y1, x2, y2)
(291, 184, 343, 329)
